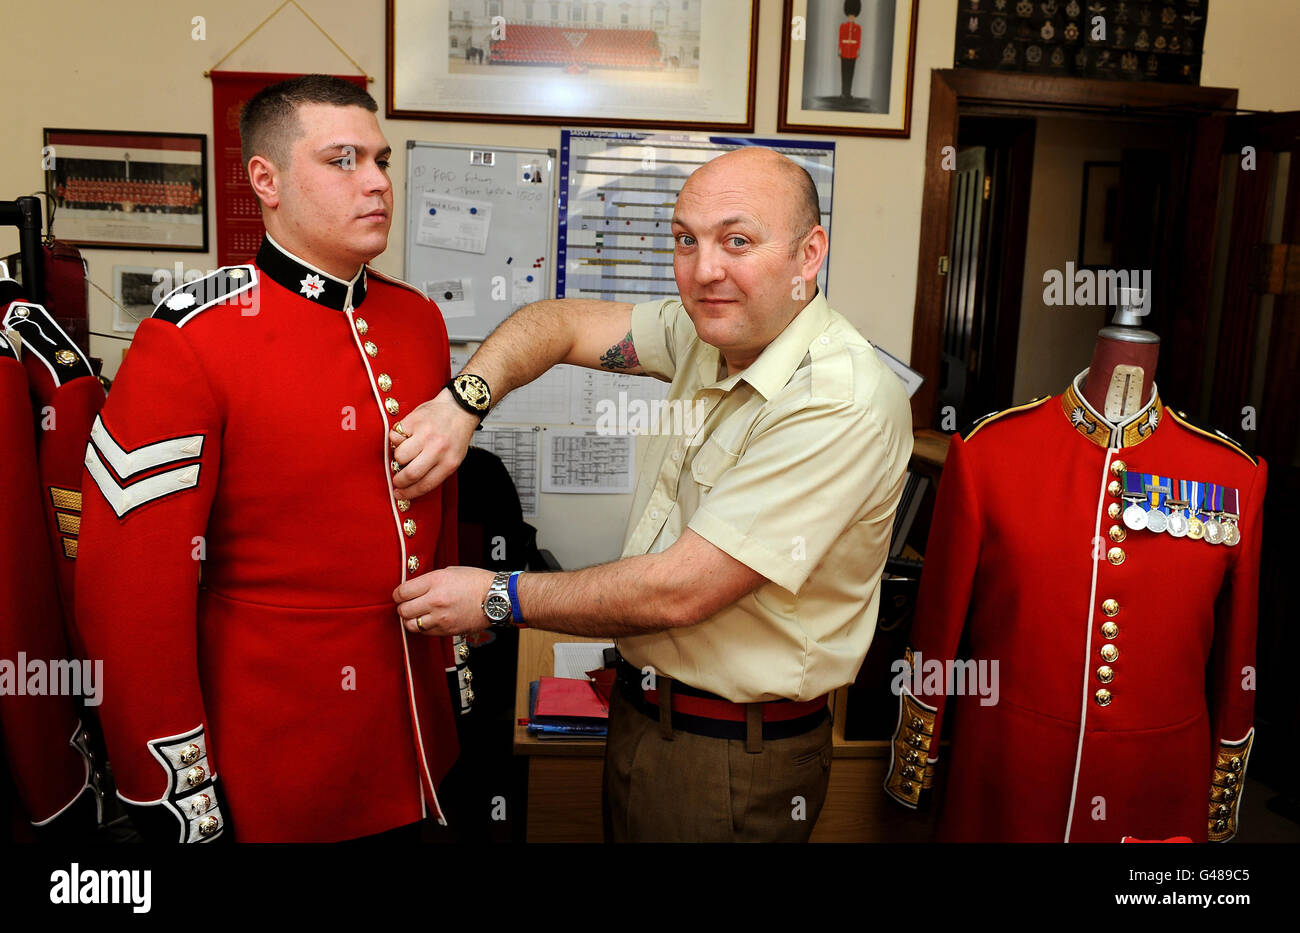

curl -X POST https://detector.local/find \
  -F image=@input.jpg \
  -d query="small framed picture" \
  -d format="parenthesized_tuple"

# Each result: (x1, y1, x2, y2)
(778, 0, 919, 138)
(111, 265, 164, 333)
(43, 129, 208, 251)
(1078, 161, 1121, 269)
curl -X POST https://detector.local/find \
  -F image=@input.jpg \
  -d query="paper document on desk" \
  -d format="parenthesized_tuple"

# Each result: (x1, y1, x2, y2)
(553, 642, 613, 679)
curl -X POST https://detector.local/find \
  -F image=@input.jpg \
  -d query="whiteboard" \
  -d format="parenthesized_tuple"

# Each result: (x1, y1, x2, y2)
(404, 141, 557, 341)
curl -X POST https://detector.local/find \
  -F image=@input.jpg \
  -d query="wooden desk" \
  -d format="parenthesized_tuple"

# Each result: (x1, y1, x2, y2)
(514, 629, 938, 842)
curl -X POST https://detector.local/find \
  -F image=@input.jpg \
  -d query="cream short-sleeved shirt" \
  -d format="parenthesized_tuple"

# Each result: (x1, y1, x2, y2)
(617, 289, 913, 703)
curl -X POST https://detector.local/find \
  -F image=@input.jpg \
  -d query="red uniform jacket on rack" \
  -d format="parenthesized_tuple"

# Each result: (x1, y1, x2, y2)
(884, 373, 1265, 842)
(0, 303, 101, 832)
(75, 235, 464, 842)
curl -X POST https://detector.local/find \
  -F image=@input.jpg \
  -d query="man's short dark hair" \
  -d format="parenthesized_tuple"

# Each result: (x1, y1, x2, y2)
(239, 74, 378, 172)
(788, 163, 822, 254)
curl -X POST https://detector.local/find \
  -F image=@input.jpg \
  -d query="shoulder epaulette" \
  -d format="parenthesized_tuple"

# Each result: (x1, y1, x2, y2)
(1166, 407, 1257, 465)
(962, 395, 1051, 442)
(366, 267, 430, 301)
(1, 301, 94, 384)
(152, 265, 258, 326)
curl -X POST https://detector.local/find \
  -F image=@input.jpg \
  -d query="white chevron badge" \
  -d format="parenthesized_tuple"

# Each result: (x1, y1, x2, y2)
(84, 416, 206, 518)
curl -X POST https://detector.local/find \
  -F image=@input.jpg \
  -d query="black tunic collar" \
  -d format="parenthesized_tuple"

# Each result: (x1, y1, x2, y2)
(256, 234, 368, 311)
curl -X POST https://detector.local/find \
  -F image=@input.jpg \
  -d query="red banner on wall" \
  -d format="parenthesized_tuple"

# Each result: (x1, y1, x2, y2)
(210, 70, 367, 267)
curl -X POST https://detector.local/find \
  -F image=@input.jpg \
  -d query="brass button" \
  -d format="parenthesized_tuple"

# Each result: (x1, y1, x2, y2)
(403, 519, 417, 537)
(1108, 502, 1122, 520)
(392, 459, 402, 473)
(908, 734, 923, 748)
(185, 765, 206, 787)
(55, 349, 79, 366)
(179, 743, 201, 765)
(910, 717, 923, 731)
(228, 269, 245, 279)
(1108, 524, 1126, 543)
(378, 373, 392, 392)
(1101, 621, 1119, 639)
(465, 687, 476, 705)
(407, 556, 420, 573)
(364, 341, 378, 357)
(902, 766, 916, 779)
(12, 306, 29, 318)
(463, 669, 473, 684)
(1229, 758, 1243, 772)
(197, 815, 220, 836)
(457, 642, 470, 661)
(1111, 460, 1127, 475)
(1101, 598, 1119, 617)
(355, 317, 369, 335)
(396, 498, 411, 513)
(1100, 643, 1119, 662)
(1223, 788, 1236, 802)
(385, 397, 400, 415)
(1095, 688, 1112, 706)
(189, 794, 211, 816)
(1107, 546, 1125, 565)
(1107, 479, 1122, 497)
(905, 750, 920, 764)
(901, 782, 913, 793)
(1214, 819, 1226, 832)
(1097, 665, 1114, 683)
(1217, 804, 1230, 817)
(1225, 772, 1237, 787)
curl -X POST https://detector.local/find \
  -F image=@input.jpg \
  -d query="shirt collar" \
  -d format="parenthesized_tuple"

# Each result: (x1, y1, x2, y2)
(256, 233, 368, 311)
(699, 289, 833, 400)
(1060, 368, 1163, 449)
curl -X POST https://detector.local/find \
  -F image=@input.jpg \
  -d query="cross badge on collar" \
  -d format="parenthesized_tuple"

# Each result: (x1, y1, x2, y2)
(300, 274, 326, 299)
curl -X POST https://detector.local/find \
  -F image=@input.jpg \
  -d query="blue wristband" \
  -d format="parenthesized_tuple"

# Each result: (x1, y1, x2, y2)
(507, 571, 525, 628)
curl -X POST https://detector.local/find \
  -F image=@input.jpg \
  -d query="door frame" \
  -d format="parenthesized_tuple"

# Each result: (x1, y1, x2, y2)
(907, 70, 1239, 426)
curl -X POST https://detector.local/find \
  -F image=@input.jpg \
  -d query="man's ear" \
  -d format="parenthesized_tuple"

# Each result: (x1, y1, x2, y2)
(799, 225, 829, 284)
(247, 155, 281, 210)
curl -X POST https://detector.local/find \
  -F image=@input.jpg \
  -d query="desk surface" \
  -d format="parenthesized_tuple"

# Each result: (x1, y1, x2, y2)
(512, 628, 894, 759)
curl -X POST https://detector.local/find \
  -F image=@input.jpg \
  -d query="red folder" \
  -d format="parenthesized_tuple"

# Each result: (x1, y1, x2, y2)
(534, 676, 609, 721)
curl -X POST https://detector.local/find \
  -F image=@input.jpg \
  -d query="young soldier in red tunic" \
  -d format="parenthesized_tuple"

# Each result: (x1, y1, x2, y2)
(884, 372, 1265, 842)
(75, 76, 465, 843)
(838, 1, 863, 99)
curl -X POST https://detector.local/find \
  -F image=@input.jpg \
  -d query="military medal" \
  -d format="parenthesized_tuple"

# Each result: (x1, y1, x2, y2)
(1121, 471, 1148, 530)
(1145, 485, 1168, 533)
(1166, 480, 1190, 537)
(1186, 481, 1205, 540)
(1203, 484, 1224, 545)
(1221, 487, 1241, 547)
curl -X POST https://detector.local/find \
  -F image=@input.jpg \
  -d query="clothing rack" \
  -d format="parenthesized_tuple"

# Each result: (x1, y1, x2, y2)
(0, 195, 45, 303)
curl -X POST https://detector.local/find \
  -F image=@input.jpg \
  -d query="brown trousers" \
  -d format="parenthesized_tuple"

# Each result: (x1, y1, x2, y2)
(601, 685, 833, 842)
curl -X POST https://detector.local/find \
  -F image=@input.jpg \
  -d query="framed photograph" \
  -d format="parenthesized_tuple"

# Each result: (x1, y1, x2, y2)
(43, 129, 208, 251)
(1078, 161, 1121, 269)
(387, 0, 758, 130)
(778, 0, 919, 137)
(111, 264, 165, 333)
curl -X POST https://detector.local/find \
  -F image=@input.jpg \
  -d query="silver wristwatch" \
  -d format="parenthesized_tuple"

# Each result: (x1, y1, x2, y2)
(482, 571, 512, 625)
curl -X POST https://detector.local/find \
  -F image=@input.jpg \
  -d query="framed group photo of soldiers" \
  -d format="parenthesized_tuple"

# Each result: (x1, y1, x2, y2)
(387, 0, 759, 130)
(778, 0, 920, 137)
(41, 128, 209, 251)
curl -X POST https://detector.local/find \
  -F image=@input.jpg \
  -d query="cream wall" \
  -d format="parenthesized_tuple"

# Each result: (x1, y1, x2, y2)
(1, 0, 1297, 568)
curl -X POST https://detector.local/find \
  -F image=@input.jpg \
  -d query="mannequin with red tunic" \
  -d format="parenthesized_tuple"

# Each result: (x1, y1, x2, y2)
(884, 288, 1266, 843)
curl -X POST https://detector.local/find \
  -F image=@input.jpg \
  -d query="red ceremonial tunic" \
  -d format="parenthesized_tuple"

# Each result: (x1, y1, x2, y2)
(1, 301, 102, 831)
(76, 235, 464, 842)
(884, 373, 1264, 842)
(839, 21, 862, 59)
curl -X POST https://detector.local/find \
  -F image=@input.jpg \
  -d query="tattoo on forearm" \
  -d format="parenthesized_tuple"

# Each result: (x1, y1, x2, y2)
(599, 331, 640, 371)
